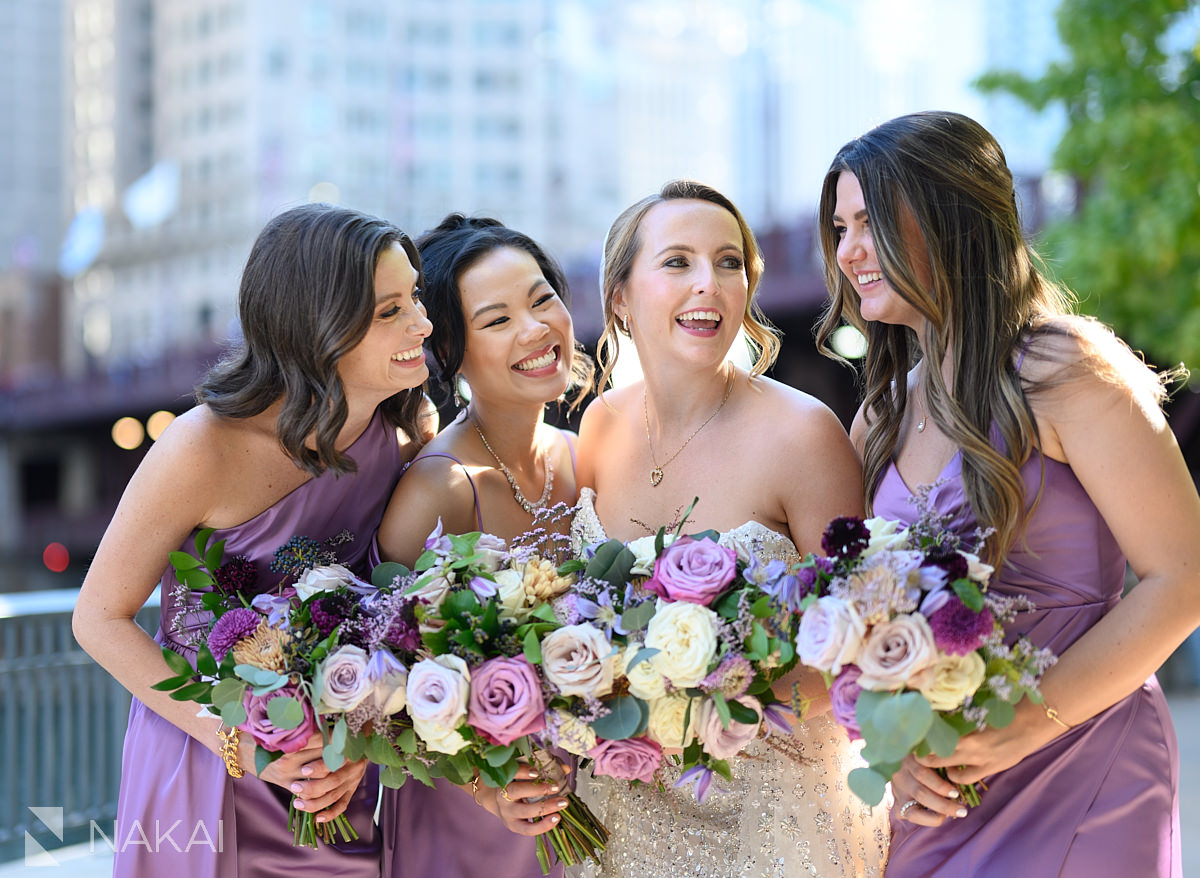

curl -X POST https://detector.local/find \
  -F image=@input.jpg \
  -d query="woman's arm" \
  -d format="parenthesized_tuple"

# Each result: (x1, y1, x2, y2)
(376, 453, 481, 567)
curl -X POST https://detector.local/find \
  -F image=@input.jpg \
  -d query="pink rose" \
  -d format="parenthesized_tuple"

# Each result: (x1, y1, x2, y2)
(239, 684, 318, 754)
(696, 696, 761, 760)
(829, 665, 864, 741)
(855, 613, 937, 690)
(588, 736, 662, 784)
(467, 657, 547, 746)
(645, 537, 737, 606)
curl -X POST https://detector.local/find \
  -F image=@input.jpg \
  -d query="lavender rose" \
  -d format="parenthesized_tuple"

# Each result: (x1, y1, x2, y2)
(696, 696, 761, 760)
(588, 736, 662, 784)
(318, 644, 372, 712)
(796, 595, 866, 675)
(855, 613, 938, 690)
(644, 537, 737, 605)
(541, 624, 618, 698)
(467, 657, 546, 746)
(408, 654, 471, 754)
(240, 684, 317, 754)
(830, 665, 864, 741)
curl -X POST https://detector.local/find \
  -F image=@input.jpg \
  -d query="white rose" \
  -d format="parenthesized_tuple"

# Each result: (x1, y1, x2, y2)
(474, 533, 509, 573)
(541, 624, 618, 698)
(646, 693, 698, 749)
(413, 719, 470, 755)
(623, 639, 667, 700)
(961, 551, 995, 583)
(645, 600, 719, 688)
(910, 650, 986, 710)
(627, 534, 675, 577)
(856, 613, 938, 690)
(796, 596, 866, 675)
(364, 647, 408, 716)
(861, 518, 911, 558)
(494, 567, 534, 623)
(407, 654, 470, 732)
(696, 695, 761, 759)
(550, 708, 598, 757)
(294, 564, 355, 601)
(407, 564, 454, 624)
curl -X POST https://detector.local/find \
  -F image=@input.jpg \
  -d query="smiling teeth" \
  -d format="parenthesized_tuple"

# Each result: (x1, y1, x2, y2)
(392, 348, 423, 362)
(677, 310, 721, 322)
(857, 271, 883, 285)
(515, 348, 558, 371)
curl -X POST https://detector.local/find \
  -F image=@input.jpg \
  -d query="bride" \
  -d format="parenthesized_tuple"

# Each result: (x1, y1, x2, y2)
(570, 181, 890, 876)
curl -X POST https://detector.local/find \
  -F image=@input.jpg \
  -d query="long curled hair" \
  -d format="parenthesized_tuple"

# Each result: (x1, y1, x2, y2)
(414, 213, 593, 410)
(595, 179, 778, 393)
(197, 203, 425, 476)
(815, 111, 1169, 565)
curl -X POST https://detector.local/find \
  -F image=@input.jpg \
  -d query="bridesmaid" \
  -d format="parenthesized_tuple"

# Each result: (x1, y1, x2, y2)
(817, 110, 1199, 876)
(375, 214, 592, 878)
(73, 204, 433, 877)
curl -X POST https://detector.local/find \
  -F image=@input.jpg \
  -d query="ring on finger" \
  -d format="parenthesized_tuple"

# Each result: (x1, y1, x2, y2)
(500, 786, 513, 802)
(899, 799, 919, 819)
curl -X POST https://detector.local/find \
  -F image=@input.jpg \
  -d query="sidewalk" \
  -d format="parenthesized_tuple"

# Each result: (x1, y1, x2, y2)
(4, 693, 1199, 877)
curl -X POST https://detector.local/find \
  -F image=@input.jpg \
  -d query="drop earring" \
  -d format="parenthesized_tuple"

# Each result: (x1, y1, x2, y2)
(621, 313, 630, 334)
(453, 375, 464, 408)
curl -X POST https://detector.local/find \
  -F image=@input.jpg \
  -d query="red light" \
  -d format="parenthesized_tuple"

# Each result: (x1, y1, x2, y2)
(43, 542, 70, 573)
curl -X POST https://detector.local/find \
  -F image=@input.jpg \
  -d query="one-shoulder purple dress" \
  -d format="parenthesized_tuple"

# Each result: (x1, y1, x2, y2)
(875, 451, 1181, 877)
(112, 409, 401, 878)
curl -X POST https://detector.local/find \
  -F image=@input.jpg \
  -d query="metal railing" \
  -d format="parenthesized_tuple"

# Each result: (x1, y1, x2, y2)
(0, 588, 159, 863)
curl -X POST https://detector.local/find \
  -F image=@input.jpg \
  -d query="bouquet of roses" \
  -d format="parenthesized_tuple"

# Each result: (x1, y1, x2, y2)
(368, 512, 609, 874)
(154, 528, 415, 847)
(793, 488, 1057, 807)
(567, 509, 800, 802)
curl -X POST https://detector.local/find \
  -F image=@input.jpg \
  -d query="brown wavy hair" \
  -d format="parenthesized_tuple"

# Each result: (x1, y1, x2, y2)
(595, 179, 777, 393)
(814, 111, 1171, 564)
(197, 203, 426, 476)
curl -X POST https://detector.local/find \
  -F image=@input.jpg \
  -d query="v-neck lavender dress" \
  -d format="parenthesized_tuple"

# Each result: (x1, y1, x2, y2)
(875, 451, 1181, 877)
(112, 409, 402, 878)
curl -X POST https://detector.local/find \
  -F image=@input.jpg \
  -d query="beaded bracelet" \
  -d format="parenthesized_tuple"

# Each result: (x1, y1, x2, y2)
(217, 725, 245, 778)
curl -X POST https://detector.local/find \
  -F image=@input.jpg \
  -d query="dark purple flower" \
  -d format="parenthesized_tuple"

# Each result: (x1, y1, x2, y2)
(923, 550, 969, 583)
(207, 607, 262, 661)
(821, 517, 871, 560)
(830, 665, 864, 741)
(311, 593, 356, 638)
(215, 556, 258, 594)
(927, 595, 994, 656)
(384, 600, 423, 653)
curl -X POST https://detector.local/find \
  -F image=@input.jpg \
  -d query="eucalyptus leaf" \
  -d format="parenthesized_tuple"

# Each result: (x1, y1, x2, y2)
(583, 539, 635, 588)
(924, 713, 961, 758)
(485, 744, 516, 767)
(266, 696, 304, 731)
(219, 701, 247, 727)
(862, 691, 934, 764)
(234, 664, 281, 686)
(625, 646, 660, 672)
(590, 695, 649, 740)
(848, 766, 890, 806)
(620, 601, 656, 633)
(984, 697, 1016, 728)
(330, 717, 348, 752)
(372, 561, 410, 588)
(380, 765, 408, 789)
(211, 677, 247, 710)
(251, 677, 289, 696)
(255, 745, 281, 776)
(322, 743, 345, 772)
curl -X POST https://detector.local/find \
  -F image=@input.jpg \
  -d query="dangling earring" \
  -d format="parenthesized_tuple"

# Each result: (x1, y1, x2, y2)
(453, 375, 464, 408)
(621, 313, 630, 334)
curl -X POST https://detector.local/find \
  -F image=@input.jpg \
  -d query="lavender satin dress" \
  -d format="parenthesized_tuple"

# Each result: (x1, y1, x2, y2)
(875, 451, 1181, 877)
(112, 409, 402, 878)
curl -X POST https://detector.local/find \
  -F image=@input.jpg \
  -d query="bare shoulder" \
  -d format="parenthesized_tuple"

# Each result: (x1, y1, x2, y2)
(742, 375, 852, 448)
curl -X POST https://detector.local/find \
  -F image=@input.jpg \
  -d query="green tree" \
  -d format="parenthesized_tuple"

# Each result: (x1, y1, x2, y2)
(978, 0, 1200, 374)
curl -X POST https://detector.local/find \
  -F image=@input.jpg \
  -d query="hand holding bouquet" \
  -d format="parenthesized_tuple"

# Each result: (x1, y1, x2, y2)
(794, 494, 1057, 807)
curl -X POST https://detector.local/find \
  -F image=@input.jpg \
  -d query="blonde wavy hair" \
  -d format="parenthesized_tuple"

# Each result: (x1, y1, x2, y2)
(595, 179, 778, 393)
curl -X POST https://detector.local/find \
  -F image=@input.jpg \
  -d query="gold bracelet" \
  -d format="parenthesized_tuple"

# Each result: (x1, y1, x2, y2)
(1043, 704, 1072, 730)
(470, 775, 483, 805)
(217, 725, 245, 778)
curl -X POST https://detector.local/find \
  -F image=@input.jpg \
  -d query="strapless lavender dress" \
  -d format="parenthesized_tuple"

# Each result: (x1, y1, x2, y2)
(875, 451, 1180, 877)
(112, 409, 402, 877)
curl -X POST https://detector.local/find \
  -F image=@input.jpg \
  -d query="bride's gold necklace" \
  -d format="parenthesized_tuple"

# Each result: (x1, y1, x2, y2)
(643, 373, 734, 487)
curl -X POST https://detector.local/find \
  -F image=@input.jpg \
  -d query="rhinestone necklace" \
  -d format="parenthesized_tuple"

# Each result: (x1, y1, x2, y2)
(643, 372, 735, 487)
(470, 415, 554, 515)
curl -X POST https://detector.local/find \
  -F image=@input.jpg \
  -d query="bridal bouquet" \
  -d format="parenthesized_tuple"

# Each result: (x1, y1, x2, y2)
(368, 514, 609, 874)
(794, 492, 1057, 806)
(567, 513, 800, 802)
(154, 528, 412, 847)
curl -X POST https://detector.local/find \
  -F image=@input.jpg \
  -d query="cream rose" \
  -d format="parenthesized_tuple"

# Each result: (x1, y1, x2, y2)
(541, 624, 618, 698)
(796, 595, 866, 675)
(494, 566, 535, 623)
(855, 613, 938, 690)
(646, 693, 698, 749)
(294, 564, 355, 601)
(622, 639, 667, 700)
(910, 650, 986, 710)
(627, 534, 675, 577)
(645, 600, 719, 688)
(961, 551, 995, 583)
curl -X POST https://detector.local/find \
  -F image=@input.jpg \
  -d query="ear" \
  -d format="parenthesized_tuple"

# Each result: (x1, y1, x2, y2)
(612, 284, 627, 321)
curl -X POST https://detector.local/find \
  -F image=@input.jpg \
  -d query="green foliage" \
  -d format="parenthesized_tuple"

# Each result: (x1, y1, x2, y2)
(977, 0, 1200, 373)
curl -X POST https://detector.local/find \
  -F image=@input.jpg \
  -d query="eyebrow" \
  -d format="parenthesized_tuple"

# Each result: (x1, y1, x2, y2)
(469, 278, 551, 321)
(831, 209, 869, 223)
(651, 243, 743, 259)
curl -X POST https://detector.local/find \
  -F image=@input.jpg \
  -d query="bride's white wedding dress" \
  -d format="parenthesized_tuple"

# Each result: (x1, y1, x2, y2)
(570, 488, 889, 878)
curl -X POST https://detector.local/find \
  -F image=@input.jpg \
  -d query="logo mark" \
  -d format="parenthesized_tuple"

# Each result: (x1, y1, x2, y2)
(25, 806, 63, 866)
